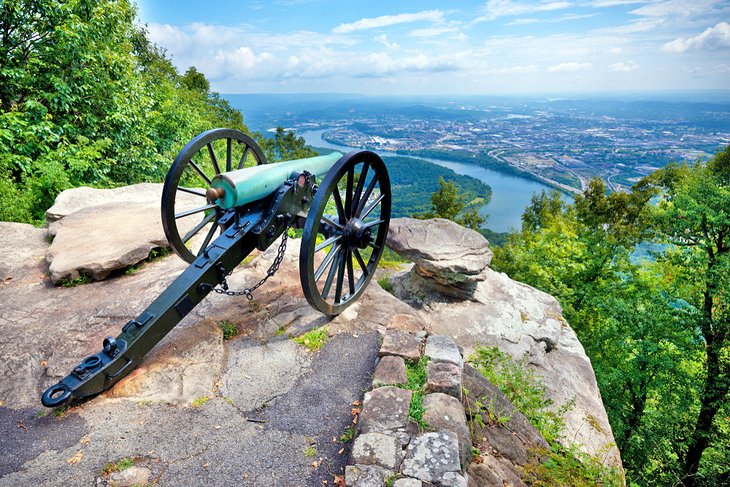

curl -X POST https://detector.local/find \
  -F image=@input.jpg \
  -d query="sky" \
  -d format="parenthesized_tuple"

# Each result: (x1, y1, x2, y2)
(136, 0, 730, 95)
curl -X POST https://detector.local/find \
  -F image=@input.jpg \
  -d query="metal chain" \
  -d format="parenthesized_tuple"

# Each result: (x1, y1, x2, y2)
(205, 232, 288, 300)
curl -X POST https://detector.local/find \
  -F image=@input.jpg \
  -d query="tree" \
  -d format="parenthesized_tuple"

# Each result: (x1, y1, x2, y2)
(258, 126, 317, 162)
(643, 146, 730, 486)
(416, 176, 487, 230)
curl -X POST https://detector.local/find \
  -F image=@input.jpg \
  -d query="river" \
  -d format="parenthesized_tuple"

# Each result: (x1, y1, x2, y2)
(301, 129, 560, 232)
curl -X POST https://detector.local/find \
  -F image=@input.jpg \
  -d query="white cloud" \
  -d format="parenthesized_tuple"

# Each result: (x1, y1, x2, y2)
(478, 0, 572, 22)
(630, 0, 721, 18)
(609, 61, 640, 71)
(332, 10, 444, 34)
(662, 22, 730, 52)
(508, 12, 598, 25)
(491, 64, 540, 73)
(375, 34, 400, 49)
(409, 26, 460, 37)
(546, 61, 593, 72)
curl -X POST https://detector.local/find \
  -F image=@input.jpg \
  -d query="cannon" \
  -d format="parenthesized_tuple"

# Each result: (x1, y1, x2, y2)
(41, 128, 391, 407)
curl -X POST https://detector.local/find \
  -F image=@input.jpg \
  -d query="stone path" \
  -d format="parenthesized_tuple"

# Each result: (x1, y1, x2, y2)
(345, 331, 471, 487)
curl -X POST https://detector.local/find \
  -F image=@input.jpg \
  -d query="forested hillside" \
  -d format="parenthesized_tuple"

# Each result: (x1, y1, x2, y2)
(492, 146, 730, 487)
(0, 0, 314, 224)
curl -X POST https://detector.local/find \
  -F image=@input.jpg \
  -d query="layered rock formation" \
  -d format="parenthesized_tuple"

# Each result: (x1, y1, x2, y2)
(0, 187, 621, 486)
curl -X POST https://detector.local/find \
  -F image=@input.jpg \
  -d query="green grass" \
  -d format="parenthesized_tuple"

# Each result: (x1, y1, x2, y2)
(60, 274, 92, 287)
(219, 320, 238, 340)
(377, 274, 394, 294)
(274, 325, 287, 336)
(396, 356, 429, 429)
(191, 396, 211, 408)
(303, 446, 317, 458)
(339, 426, 355, 443)
(293, 326, 328, 352)
(122, 246, 171, 276)
(102, 457, 134, 475)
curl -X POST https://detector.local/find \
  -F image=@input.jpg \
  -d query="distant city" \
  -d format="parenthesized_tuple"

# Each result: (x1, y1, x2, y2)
(228, 93, 730, 194)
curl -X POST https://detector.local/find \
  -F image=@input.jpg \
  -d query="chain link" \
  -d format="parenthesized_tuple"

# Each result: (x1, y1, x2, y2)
(204, 232, 288, 300)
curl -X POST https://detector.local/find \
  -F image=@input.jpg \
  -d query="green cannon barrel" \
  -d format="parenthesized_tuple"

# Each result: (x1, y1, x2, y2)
(211, 151, 343, 209)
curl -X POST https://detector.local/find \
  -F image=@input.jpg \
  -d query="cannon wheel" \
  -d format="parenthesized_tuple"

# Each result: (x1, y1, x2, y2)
(300, 151, 391, 316)
(162, 128, 266, 263)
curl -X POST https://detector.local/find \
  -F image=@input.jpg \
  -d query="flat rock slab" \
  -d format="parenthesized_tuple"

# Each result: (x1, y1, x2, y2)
(45, 183, 166, 222)
(46, 201, 194, 284)
(394, 479, 423, 487)
(351, 432, 401, 470)
(360, 386, 413, 433)
(400, 431, 461, 484)
(422, 393, 472, 468)
(345, 464, 394, 487)
(386, 218, 492, 286)
(425, 335, 463, 368)
(0, 222, 48, 285)
(380, 330, 423, 362)
(426, 361, 462, 400)
(372, 355, 407, 387)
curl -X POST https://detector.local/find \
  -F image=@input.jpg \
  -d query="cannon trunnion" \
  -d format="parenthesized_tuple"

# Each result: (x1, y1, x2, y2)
(41, 128, 391, 408)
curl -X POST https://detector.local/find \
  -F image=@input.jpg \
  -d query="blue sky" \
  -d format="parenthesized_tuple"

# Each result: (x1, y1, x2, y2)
(137, 0, 730, 95)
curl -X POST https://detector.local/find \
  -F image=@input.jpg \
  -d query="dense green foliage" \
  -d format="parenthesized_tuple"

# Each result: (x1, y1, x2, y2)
(384, 156, 491, 222)
(492, 146, 730, 486)
(0, 0, 312, 224)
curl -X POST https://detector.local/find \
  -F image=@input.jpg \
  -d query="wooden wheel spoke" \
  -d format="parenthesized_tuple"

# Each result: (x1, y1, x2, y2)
(226, 138, 232, 172)
(361, 194, 384, 220)
(353, 249, 369, 276)
(175, 203, 218, 219)
(177, 186, 207, 198)
(344, 167, 354, 219)
(334, 248, 347, 303)
(207, 143, 221, 175)
(352, 162, 369, 217)
(322, 249, 341, 299)
(315, 243, 340, 281)
(321, 215, 344, 231)
(355, 174, 379, 217)
(196, 221, 219, 256)
(362, 219, 385, 229)
(315, 234, 342, 253)
(332, 188, 346, 224)
(238, 146, 251, 170)
(346, 250, 356, 296)
(188, 159, 212, 186)
(182, 211, 217, 243)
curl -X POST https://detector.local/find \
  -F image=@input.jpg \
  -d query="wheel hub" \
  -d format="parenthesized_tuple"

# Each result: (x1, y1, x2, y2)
(344, 218, 372, 249)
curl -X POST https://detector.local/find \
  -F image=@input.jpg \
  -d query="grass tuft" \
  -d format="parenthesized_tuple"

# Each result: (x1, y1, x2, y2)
(219, 320, 238, 340)
(191, 396, 211, 408)
(293, 326, 328, 352)
(102, 457, 134, 476)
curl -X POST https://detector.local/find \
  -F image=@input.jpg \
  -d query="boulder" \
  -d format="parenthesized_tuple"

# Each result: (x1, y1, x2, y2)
(0, 222, 48, 286)
(350, 432, 402, 470)
(425, 361, 462, 400)
(360, 386, 412, 434)
(400, 431, 461, 485)
(379, 330, 423, 362)
(386, 218, 492, 298)
(45, 183, 167, 222)
(424, 335, 463, 368)
(422, 393, 471, 468)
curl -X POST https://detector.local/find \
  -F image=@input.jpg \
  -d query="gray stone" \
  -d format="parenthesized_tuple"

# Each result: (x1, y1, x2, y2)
(439, 471, 468, 487)
(351, 432, 401, 470)
(373, 355, 408, 387)
(0, 222, 48, 286)
(45, 183, 168, 222)
(393, 479, 423, 487)
(467, 456, 527, 487)
(426, 361, 462, 400)
(46, 201, 192, 283)
(345, 464, 394, 487)
(108, 466, 151, 487)
(425, 335, 463, 368)
(422, 393, 472, 468)
(401, 431, 461, 483)
(360, 386, 413, 433)
(380, 329, 423, 362)
(386, 218, 492, 297)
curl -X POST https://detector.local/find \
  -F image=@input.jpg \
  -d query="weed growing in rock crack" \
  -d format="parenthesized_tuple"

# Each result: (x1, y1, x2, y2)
(191, 396, 211, 408)
(293, 326, 328, 352)
(102, 457, 134, 475)
(274, 325, 287, 336)
(53, 405, 70, 418)
(377, 274, 394, 294)
(303, 446, 317, 458)
(384, 474, 397, 487)
(339, 426, 355, 443)
(60, 274, 92, 287)
(219, 320, 238, 340)
(396, 356, 429, 429)
(468, 344, 621, 486)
